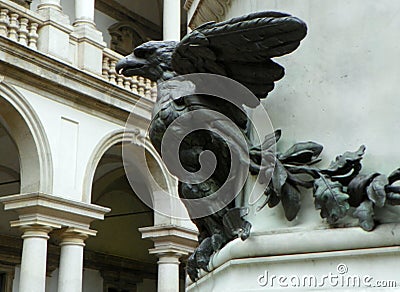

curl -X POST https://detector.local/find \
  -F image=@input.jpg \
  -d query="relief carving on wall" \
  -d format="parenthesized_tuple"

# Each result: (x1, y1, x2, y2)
(108, 22, 147, 56)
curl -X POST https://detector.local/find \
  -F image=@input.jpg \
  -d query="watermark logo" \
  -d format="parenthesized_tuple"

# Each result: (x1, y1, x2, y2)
(257, 263, 399, 289)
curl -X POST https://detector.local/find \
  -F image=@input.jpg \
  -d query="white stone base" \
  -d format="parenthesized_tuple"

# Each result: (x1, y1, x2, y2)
(187, 224, 400, 291)
(188, 246, 400, 291)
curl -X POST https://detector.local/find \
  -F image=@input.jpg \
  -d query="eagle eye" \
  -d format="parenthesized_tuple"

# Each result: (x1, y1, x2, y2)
(134, 46, 156, 59)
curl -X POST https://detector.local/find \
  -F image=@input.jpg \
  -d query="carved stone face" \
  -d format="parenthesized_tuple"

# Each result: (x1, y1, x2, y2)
(116, 41, 178, 82)
(110, 27, 135, 56)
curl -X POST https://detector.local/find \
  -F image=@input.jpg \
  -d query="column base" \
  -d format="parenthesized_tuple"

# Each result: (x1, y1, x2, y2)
(73, 19, 96, 28)
(37, 4, 73, 63)
(71, 24, 106, 74)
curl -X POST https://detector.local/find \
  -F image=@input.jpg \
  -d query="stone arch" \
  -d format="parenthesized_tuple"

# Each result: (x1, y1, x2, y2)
(0, 80, 53, 193)
(83, 128, 177, 203)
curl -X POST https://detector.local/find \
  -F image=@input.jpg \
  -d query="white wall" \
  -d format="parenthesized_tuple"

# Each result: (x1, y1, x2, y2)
(13, 85, 123, 202)
(226, 0, 400, 175)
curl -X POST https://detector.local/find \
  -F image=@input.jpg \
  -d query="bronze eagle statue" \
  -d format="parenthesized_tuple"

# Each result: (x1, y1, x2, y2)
(116, 11, 307, 281)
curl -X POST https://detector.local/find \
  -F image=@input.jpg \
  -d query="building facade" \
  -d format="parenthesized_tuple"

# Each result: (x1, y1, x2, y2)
(2, 0, 400, 291)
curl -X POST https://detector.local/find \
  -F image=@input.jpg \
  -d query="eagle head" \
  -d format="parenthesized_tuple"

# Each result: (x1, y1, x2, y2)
(116, 41, 178, 82)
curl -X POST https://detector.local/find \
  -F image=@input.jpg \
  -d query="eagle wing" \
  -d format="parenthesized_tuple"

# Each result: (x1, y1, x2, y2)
(172, 11, 307, 103)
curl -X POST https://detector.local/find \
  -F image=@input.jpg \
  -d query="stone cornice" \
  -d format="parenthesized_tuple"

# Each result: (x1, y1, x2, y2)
(186, 0, 231, 29)
(0, 36, 154, 125)
(0, 192, 110, 234)
(189, 223, 400, 283)
(140, 224, 198, 255)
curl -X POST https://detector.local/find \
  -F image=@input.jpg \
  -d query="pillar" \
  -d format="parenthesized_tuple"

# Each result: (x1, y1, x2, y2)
(163, 0, 181, 40)
(36, 0, 72, 62)
(156, 252, 182, 292)
(57, 229, 91, 292)
(72, 0, 105, 74)
(0, 193, 110, 292)
(73, 0, 95, 27)
(139, 225, 198, 292)
(19, 225, 52, 292)
(37, 0, 61, 11)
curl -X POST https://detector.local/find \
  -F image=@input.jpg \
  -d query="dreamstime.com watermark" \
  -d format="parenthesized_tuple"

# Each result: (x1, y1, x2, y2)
(257, 264, 399, 289)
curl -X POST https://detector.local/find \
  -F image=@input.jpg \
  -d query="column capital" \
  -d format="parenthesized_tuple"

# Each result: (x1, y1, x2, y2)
(0, 192, 110, 238)
(56, 227, 95, 247)
(140, 224, 198, 259)
(156, 254, 181, 266)
(149, 246, 190, 259)
(12, 220, 61, 231)
(19, 224, 53, 240)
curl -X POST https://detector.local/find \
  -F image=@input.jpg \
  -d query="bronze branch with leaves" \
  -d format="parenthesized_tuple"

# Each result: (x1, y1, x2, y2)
(252, 129, 400, 231)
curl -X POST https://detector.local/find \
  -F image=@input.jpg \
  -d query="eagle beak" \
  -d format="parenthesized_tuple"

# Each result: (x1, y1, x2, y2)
(115, 57, 128, 75)
(116, 54, 147, 76)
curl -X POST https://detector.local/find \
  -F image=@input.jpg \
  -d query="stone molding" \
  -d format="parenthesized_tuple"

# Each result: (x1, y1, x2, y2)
(71, 24, 106, 50)
(140, 224, 198, 256)
(38, 8, 72, 34)
(185, 0, 231, 29)
(0, 36, 154, 123)
(0, 192, 110, 235)
(189, 245, 400, 289)
(82, 127, 179, 213)
(0, 80, 54, 194)
(188, 223, 400, 282)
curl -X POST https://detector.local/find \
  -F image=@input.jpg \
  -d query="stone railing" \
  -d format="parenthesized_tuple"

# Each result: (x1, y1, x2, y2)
(0, 0, 43, 50)
(102, 48, 157, 101)
(0, 0, 157, 101)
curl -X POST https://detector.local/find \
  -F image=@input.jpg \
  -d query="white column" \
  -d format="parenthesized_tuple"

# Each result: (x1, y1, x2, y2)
(57, 230, 88, 292)
(71, 0, 105, 74)
(19, 225, 52, 292)
(74, 0, 95, 27)
(163, 0, 181, 40)
(156, 252, 181, 292)
(36, 0, 72, 62)
(37, 0, 62, 11)
(140, 225, 197, 292)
